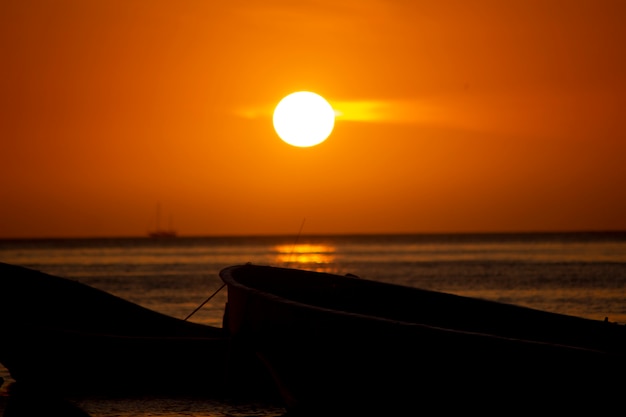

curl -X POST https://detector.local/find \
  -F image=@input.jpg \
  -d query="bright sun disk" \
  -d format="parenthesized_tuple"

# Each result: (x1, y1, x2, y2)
(273, 91, 335, 147)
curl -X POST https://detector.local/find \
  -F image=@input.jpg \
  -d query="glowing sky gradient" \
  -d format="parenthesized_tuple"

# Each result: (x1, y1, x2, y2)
(2, 0, 625, 237)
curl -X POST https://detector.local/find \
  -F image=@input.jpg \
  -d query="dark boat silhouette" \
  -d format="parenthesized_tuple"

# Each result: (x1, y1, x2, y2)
(148, 229, 177, 238)
(148, 203, 177, 238)
(0, 262, 273, 399)
(220, 263, 626, 416)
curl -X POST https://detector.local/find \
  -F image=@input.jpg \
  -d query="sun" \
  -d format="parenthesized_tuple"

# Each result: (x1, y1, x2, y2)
(273, 91, 335, 147)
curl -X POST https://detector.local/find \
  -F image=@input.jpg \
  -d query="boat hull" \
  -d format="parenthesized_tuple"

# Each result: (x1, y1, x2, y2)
(220, 264, 626, 415)
(2, 325, 230, 396)
(0, 262, 274, 399)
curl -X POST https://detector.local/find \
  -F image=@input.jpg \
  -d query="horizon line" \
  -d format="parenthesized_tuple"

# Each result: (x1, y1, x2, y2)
(1, 229, 625, 241)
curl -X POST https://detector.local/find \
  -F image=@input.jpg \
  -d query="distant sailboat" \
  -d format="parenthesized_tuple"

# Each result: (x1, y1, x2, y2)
(148, 204, 177, 238)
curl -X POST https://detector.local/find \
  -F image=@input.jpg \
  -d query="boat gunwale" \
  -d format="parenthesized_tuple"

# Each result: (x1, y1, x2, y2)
(219, 264, 620, 354)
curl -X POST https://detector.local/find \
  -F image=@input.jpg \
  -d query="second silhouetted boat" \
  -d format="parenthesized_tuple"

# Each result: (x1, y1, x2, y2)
(220, 263, 626, 416)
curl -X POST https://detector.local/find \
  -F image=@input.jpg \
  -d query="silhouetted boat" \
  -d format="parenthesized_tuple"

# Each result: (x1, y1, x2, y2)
(148, 203, 177, 238)
(220, 264, 626, 416)
(0, 262, 272, 398)
(148, 230, 177, 238)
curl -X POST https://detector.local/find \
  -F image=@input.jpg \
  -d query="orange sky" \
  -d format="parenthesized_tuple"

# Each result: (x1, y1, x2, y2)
(1, 0, 625, 238)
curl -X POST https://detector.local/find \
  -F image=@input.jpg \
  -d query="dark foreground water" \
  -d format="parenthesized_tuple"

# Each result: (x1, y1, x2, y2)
(1, 232, 625, 416)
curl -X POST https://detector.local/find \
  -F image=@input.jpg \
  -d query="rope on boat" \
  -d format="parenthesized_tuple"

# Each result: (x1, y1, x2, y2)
(184, 282, 226, 321)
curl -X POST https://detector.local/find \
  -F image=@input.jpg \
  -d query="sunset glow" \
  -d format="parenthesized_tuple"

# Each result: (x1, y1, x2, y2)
(1, 1, 625, 238)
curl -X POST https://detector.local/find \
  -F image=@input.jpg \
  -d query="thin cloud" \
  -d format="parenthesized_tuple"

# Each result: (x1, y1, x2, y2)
(331, 99, 441, 124)
(236, 99, 442, 124)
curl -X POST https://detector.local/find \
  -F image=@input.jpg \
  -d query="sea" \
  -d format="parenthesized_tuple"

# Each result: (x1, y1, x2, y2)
(1, 232, 625, 416)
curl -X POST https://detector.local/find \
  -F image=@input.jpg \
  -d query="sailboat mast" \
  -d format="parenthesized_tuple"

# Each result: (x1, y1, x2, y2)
(156, 203, 161, 231)
(149, 203, 177, 238)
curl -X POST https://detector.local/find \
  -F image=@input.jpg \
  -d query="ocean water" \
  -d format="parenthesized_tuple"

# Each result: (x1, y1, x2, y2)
(1, 232, 625, 416)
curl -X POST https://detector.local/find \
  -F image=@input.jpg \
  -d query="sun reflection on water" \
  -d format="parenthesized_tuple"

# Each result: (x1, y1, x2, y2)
(274, 243, 336, 266)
